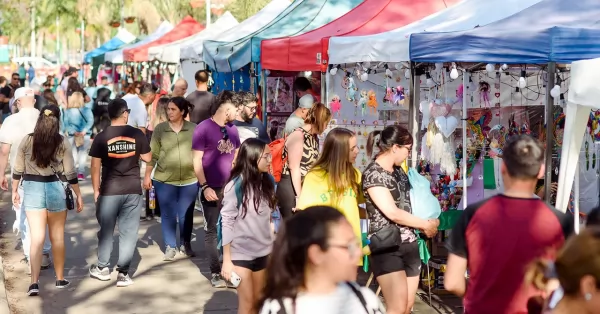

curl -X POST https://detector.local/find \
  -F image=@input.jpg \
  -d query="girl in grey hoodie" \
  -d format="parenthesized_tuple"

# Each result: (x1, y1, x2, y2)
(220, 138, 276, 314)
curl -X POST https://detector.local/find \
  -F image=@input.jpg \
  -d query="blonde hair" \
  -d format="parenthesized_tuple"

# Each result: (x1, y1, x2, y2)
(67, 91, 85, 109)
(304, 102, 331, 135)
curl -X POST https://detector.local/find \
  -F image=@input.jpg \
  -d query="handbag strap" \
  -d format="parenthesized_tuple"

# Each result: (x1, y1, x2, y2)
(49, 166, 68, 186)
(77, 108, 88, 124)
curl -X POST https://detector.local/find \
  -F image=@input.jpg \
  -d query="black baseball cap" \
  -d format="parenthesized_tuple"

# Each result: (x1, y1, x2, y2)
(107, 99, 129, 119)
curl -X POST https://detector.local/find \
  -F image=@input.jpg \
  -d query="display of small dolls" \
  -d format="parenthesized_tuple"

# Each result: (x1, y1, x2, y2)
(367, 90, 378, 115)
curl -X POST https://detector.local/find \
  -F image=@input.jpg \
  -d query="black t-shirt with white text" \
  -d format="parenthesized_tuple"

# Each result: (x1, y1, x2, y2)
(233, 118, 271, 144)
(89, 125, 150, 195)
(187, 91, 215, 124)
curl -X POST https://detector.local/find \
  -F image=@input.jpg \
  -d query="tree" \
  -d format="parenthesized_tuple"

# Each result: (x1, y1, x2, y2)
(226, 0, 271, 21)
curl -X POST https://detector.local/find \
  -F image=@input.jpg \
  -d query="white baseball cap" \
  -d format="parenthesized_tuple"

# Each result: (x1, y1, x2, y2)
(13, 87, 35, 101)
(298, 94, 315, 109)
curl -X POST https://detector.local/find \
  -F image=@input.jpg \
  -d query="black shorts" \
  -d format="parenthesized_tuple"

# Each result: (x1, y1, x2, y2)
(232, 255, 269, 272)
(370, 241, 421, 278)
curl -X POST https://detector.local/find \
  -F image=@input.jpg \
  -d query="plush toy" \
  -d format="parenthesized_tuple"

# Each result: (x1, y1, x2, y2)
(345, 77, 357, 102)
(329, 95, 342, 116)
(393, 86, 405, 106)
(367, 90, 378, 115)
(358, 90, 368, 116)
(384, 87, 393, 103)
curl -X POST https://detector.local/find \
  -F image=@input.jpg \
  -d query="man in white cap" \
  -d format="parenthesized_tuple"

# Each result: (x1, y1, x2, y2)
(283, 94, 314, 136)
(0, 87, 52, 272)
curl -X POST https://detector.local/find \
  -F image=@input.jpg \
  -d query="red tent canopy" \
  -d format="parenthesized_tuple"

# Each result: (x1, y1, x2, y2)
(261, 0, 458, 71)
(123, 16, 204, 62)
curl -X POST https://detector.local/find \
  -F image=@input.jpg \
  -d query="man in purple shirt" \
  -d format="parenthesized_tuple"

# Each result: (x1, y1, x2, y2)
(192, 90, 242, 288)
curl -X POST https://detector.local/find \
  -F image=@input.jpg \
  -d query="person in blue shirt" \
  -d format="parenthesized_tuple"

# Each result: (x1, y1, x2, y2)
(61, 93, 94, 180)
(233, 91, 270, 144)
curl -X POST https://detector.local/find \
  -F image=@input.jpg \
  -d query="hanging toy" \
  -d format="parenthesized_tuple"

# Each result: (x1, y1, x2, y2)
(393, 86, 405, 106)
(358, 90, 368, 116)
(455, 84, 464, 105)
(367, 90, 378, 115)
(345, 77, 357, 102)
(383, 87, 393, 103)
(329, 94, 342, 116)
(479, 81, 491, 107)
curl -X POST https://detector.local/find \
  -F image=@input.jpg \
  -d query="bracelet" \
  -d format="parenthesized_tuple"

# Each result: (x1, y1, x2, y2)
(201, 185, 209, 192)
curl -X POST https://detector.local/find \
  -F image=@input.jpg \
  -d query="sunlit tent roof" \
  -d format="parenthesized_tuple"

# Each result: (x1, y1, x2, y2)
(104, 21, 174, 64)
(410, 0, 600, 63)
(147, 12, 238, 63)
(261, 0, 455, 71)
(203, 0, 362, 72)
(328, 0, 541, 63)
(84, 28, 136, 63)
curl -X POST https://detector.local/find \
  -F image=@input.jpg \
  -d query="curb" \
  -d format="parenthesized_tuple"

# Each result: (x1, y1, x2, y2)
(0, 256, 9, 314)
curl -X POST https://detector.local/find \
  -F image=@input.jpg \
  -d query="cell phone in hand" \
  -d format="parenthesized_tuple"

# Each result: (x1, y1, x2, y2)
(229, 271, 241, 288)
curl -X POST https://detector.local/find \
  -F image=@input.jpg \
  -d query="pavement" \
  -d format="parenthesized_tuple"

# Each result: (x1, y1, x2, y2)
(0, 171, 461, 314)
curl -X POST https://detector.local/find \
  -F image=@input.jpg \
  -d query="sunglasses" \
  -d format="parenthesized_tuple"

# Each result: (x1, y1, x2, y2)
(220, 126, 229, 141)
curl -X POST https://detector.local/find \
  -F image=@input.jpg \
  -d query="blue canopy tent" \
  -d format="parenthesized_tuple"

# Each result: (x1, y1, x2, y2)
(203, 0, 363, 73)
(84, 29, 137, 63)
(409, 0, 600, 63)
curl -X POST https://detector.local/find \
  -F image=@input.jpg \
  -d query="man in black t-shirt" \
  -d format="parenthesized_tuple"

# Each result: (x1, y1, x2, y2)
(186, 69, 215, 124)
(88, 99, 151, 288)
(232, 91, 270, 144)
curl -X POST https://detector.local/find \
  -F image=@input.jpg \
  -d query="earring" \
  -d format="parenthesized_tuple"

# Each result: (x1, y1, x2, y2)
(585, 293, 592, 301)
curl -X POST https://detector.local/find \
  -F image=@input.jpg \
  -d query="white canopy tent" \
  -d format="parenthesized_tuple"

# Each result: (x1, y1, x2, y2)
(557, 58, 600, 214)
(148, 12, 238, 63)
(327, 0, 542, 64)
(104, 21, 174, 64)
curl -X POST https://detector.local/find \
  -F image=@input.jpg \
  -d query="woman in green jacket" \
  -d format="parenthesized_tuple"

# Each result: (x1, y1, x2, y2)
(143, 97, 198, 261)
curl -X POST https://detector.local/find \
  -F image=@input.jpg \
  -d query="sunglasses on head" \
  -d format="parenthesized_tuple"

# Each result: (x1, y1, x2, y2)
(220, 126, 229, 141)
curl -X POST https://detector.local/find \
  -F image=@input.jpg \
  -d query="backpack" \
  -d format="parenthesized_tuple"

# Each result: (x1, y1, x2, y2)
(268, 135, 288, 182)
(216, 174, 276, 251)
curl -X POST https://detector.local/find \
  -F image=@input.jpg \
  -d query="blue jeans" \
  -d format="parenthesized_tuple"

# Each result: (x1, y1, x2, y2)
(96, 194, 143, 274)
(15, 184, 51, 258)
(22, 180, 67, 212)
(153, 181, 199, 249)
(68, 135, 91, 174)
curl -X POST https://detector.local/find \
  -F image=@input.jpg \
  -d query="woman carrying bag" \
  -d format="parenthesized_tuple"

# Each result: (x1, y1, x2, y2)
(61, 86, 94, 180)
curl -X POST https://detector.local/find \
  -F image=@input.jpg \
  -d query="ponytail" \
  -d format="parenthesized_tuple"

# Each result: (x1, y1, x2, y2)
(366, 130, 382, 159)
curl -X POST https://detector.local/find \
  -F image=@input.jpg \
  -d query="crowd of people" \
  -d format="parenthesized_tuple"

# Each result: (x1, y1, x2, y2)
(0, 66, 599, 314)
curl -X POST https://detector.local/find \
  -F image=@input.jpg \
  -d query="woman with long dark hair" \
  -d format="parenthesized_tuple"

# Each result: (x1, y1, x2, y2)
(11, 105, 83, 296)
(42, 89, 58, 106)
(143, 97, 198, 260)
(297, 128, 363, 267)
(362, 125, 438, 314)
(66, 77, 91, 105)
(257, 206, 385, 313)
(220, 138, 275, 313)
(276, 103, 331, 219)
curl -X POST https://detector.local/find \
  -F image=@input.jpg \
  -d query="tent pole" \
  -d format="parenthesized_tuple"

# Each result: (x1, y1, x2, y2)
(409, 62, 420, 169)
(544, 62, 556, 203)
(261, 70, 268, 129)
(574, 162, 580, 234)
(252, 62, 258, 95)
(321, 71, 327, 103)
(462, 71, 469, 209)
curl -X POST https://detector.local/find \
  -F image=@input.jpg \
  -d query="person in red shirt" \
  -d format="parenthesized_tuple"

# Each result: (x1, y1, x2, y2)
(444, 135, 574, 314)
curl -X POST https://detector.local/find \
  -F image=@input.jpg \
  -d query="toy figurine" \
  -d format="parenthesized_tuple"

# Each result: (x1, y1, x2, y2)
(383, 87, 393, 103)
(393, 86, 405, 106)
(345, 77, 357, 102)
(329, 94, 342, 116)
(367, 90, 378, 115)
(358, 90, 368, 116)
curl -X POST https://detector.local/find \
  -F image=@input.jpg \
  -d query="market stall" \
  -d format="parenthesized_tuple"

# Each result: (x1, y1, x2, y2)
(123, 16, 204, 62)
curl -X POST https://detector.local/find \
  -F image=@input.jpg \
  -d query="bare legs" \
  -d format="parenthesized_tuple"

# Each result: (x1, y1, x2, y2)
(234, 266, 266, 314)
(26, 209, 67, 283)
(377, 270, 419, 314)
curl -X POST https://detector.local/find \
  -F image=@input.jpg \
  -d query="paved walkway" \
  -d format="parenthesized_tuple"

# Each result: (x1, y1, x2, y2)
(0, 174, 457, 314)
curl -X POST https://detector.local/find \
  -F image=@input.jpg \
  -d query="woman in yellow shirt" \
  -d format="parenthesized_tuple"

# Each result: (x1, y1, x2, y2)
(296, 128, 364, 263)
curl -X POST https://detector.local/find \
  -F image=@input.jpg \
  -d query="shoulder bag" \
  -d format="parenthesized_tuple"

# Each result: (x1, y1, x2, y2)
(73, 109, 88, 148)
(50, 166, 75, 210)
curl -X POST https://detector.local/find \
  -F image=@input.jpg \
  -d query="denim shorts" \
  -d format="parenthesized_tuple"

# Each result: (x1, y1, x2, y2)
(22, 180, 67, 212)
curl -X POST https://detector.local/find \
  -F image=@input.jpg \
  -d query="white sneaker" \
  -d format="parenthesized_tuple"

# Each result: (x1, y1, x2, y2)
(116, 273, 133, 287)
